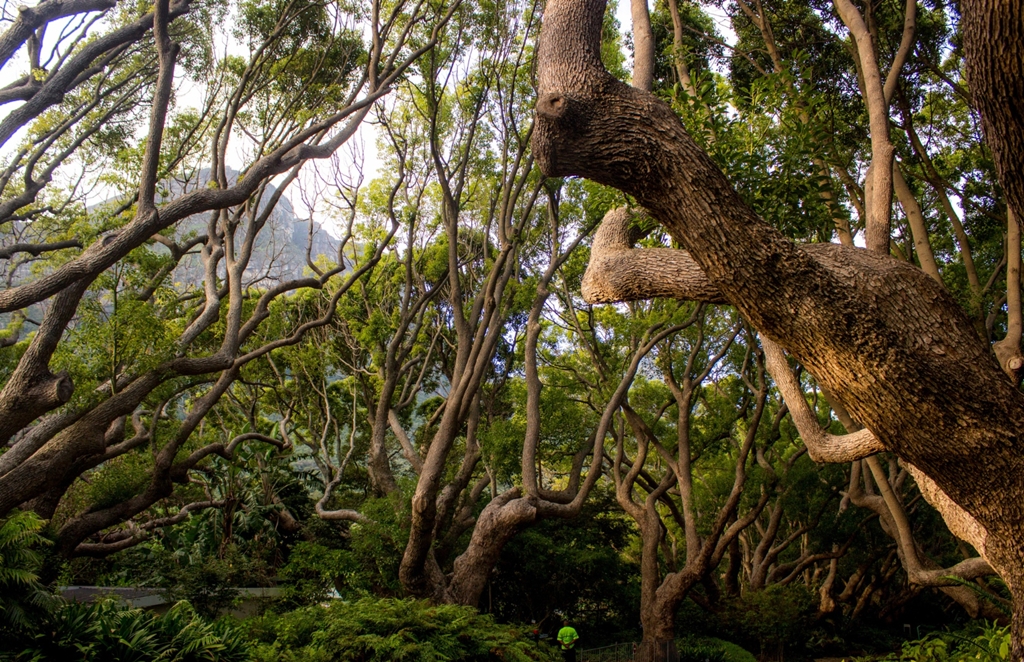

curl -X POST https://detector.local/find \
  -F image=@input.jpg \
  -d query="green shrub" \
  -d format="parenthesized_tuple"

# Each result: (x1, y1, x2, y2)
(3, 599, 249, 661)
(675, 636, 754, 662)
(707, 638, 757, 662)
(864, 621, 1010, 662)
(676, 637, 727, 662)
(161, 554, 244, 620)
(0, 510, 56, 632)
(247, 597, 559, 662)
(716, 585, 814, 659)
(278, 541, 353, 606)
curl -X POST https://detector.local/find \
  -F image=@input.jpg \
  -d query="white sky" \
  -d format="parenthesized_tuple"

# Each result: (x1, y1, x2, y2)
(0, 1, 738, 239)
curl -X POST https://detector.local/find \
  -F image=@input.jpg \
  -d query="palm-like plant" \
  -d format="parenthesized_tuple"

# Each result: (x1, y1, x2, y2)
(9, 600, 250, 661)
(0, 510, 55, 631)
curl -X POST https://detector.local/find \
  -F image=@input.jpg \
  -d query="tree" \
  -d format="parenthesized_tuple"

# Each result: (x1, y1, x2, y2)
(254, 0, 659, 605)
(608, 305, 770, 645)
(685, 0, 1007, 620)
(0, 0, 457, 556)
(533, 0, 1024, 656)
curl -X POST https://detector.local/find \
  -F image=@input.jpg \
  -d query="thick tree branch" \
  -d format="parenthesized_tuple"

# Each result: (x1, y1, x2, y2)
(582, 207, 726, 305)
(534, 0, 1024, 576)
(0, 0, 115, 69)
(72, 499, 226, 557)
(0, 239, 82, 260)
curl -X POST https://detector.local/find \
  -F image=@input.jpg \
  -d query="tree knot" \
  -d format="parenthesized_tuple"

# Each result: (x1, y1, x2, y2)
(54, 371, 73, 404)
(536, 93, 568, 119)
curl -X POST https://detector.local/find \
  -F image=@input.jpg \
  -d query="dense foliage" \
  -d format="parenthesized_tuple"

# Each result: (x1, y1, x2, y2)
(0, 511, 54, 631)
(864, 622, 1011, 662)
(1, 600, 249, 662)
(245, 598, 559, 662)
(0, 0, 1018, 655)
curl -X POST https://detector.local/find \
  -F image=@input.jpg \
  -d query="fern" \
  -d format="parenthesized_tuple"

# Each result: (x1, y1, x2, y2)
(863, 621, 1011, 662)
(0, 510, 56, 633)
(247, 597, 560, 662)
(1, 599, 250, 661)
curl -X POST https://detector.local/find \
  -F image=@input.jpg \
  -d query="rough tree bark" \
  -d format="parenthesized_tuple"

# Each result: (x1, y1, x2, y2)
(534, 0, 1024, 654)
(962, 0, 1024, 232)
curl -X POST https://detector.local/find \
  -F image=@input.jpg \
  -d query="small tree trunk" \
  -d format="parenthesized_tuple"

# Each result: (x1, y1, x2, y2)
(725, 537, 741, 597)
(629, 0, 654, 92)
(367, 375, 400, 496)
(638, 510, 665, 636)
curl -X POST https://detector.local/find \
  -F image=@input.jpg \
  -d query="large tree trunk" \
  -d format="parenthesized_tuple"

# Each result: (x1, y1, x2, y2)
(962, 0, 1024, 228)
(0, 374, 161, 515)
(533, 0, 1024, 654)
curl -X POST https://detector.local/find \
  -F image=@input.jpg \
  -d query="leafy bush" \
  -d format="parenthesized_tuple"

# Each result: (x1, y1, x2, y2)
(278, 541, 354, 606)
(2, 599, 250, 661)
(490, 490, 641, 648)
(677, 637, 728, 662)
(676, 636, 755, 662)
(161, 553, 244, 620)
(76, 539, 263, 619)
(715, 585, 814, 659)
(708, 638, 757, 662)
(864, 621, 1010, 662)
(246, 597, 559, 661)
(0, 510, 56, 631)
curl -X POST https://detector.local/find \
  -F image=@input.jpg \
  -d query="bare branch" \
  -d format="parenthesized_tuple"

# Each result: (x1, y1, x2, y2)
(0, 0, 115, 68)
(0, 239, 81, 260)
(73, 499, 226, 557)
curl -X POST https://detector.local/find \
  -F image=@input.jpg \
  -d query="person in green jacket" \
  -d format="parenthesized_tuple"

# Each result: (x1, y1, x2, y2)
(557, 620, 579, 662)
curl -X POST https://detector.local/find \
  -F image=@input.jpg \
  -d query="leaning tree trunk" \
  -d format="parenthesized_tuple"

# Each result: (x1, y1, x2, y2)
(533, 0, 1024, 654)
(446, 490, 538, 606)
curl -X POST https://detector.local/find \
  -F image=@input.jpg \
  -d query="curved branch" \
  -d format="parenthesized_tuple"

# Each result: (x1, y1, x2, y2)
(581, 207, 725, 305)
(762, 336, 885, 463)
(0, 0, 116, 69)
(764, 336, 992, 573)
(389, 408, 423, 473)
(315, 389, 370, 525)
(73, 499, 226, 557)
(882, 0, 917, 106)
(0, 0, 191, 152)
(178, 431, 288, 469)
